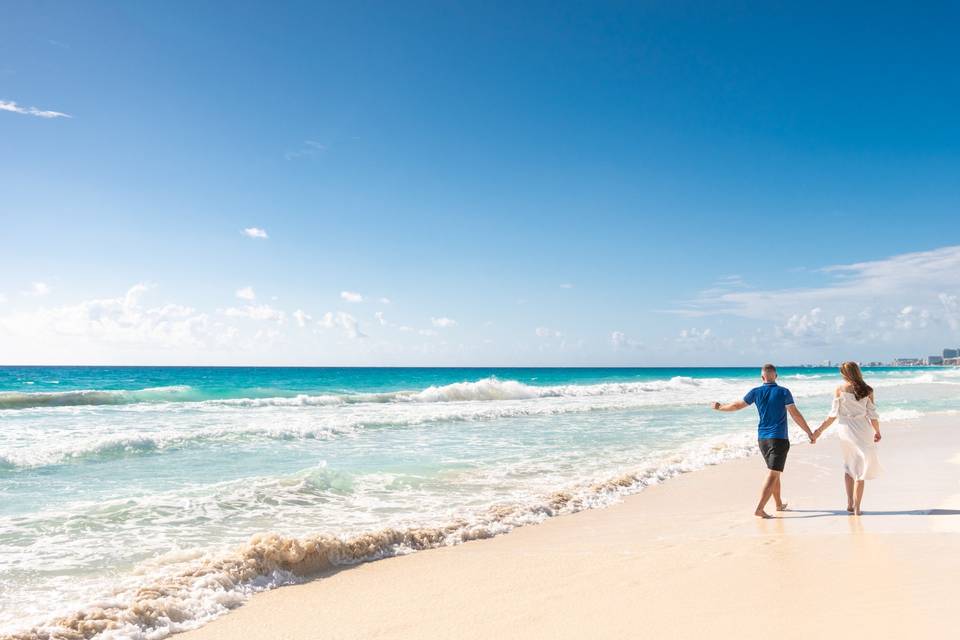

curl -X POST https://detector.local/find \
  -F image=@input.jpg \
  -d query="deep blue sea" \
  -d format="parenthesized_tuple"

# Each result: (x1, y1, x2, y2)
(2, 365, 957, 638)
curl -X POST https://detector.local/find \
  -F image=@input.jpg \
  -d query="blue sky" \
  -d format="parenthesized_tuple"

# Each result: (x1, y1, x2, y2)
(1, 1, 959, 365)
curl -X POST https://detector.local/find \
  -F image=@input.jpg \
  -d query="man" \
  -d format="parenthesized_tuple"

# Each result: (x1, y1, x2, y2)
(713, 363, 816, 518)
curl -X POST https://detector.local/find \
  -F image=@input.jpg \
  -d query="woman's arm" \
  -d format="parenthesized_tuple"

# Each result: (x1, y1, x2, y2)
(814, 416, 836, 440)
(870, 392, 881, 442)
(813, 387, 842, 440)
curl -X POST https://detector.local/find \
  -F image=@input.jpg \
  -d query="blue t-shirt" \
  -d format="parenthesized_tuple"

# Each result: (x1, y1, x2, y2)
(744, 382, 794, 440)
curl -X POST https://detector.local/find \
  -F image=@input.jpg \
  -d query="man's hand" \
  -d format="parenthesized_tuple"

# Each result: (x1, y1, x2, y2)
(713, 400, 747, 412)
(808, 431, 817, 444)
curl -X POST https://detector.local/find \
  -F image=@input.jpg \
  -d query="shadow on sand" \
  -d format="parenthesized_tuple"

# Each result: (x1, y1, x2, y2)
(782, 508, 960, 519)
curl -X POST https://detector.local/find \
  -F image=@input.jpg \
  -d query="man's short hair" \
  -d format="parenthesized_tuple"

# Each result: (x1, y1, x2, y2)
(762, 363, 777, 376)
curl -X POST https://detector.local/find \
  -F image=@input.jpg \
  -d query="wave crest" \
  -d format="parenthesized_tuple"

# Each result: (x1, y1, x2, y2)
(4, 430, 759, 640)
(0, 386, 194, 410)
(2, 370, 954, 412)
(0, 376, 717, 411)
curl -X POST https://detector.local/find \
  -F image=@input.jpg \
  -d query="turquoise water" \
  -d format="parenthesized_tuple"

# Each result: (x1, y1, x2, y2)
(0, 365, 890, 406)
(1, 366, 957, 638)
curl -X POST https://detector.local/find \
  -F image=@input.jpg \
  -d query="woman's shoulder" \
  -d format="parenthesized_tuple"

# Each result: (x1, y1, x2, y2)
(834, 385, 847, 397)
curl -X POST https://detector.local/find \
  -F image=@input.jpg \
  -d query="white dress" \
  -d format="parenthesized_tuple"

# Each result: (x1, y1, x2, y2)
(828, 391, 882, 481)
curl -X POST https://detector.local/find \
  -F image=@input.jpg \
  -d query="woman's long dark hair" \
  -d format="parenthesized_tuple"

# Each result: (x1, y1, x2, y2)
(840, 361, 873, 401)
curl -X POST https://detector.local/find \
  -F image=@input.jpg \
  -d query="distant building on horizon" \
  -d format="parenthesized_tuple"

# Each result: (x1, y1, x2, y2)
(893, 358, 924, 366)
(944, 348, 960, 359)
(928, 355, 944, 365)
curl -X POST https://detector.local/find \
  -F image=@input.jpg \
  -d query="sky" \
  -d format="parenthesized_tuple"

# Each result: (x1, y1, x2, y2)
(1, 1, 958, 366)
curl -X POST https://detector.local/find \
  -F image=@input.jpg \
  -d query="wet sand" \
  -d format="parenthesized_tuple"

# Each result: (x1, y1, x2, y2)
(179, 414, 960, 640)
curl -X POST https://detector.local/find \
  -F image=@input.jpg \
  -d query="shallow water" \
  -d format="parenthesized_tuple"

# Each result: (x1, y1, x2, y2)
(1, 366, 957, 638)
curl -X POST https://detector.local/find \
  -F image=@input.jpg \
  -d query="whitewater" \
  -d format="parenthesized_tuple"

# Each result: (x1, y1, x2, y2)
(1, 366, 958, 639)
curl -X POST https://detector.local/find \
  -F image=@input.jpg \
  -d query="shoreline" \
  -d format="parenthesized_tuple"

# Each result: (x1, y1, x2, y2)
(177, 412, 960, 640)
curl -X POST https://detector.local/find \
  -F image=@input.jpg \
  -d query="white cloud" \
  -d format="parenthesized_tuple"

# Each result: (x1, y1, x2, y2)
(24, 282, 51, 297)
(418, 328, 438, 337)
(224, 304, 285, 323)
(673, 244, 960, 352)
(431, 317, 457, 328)
(0, 293, 6, 303)
(1, 100, 71, 119)
(895, 305, 930, 331)
(692, 245, 960, 318)
(610, 331, 642, 350)
(293, 309, 311, 328)
(285, 140, 327, 160)
(242, 227, 269, 239)
(560, 283, 574, 289)
(374, 311, 387, 326)
(340, 291, 363, 303)
(235, 286, 256, 301)
(0, 283, 233, 351)
(676, 327, 716, 344)
(535, 326, 563, 338)
(939, 294, 959, 330)
(379, 297, 391, 305)
(781, 308, 826, 339)
(253, 327, 281, 344)
(680, 245, 960, 320)
(317, 311, 364, 339)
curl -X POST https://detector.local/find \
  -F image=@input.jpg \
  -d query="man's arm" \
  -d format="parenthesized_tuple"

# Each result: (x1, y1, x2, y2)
(787, 404, 816, 443)
(713, 400, 748, 412)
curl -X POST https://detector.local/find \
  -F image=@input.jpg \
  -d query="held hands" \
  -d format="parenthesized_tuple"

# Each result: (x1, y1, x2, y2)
(874, 431, 882, 443)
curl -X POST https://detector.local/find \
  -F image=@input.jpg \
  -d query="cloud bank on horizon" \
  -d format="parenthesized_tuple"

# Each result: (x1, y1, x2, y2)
(1, 244, 957, 366)
(674, 245, 960, 350)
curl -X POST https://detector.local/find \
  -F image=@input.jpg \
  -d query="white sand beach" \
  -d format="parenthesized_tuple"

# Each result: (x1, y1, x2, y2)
(179, 413, 960, 640)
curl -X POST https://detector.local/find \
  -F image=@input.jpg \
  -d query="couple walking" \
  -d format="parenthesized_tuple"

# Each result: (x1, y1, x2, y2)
(713, 362, 882, 518)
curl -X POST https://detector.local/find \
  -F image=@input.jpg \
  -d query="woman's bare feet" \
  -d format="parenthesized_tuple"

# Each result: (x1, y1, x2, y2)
(853, 507, 862, 516)
(755, 509, 773, 519)
(846, 505, 854, 513)
(776, 502, 788, 511)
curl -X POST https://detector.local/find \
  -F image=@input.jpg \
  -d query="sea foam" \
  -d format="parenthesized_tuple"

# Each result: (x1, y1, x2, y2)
(2, 367, 956, 638)
(2, 429, 760, 640)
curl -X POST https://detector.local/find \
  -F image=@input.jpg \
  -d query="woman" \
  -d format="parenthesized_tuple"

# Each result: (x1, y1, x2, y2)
(813, 362, 882, 515)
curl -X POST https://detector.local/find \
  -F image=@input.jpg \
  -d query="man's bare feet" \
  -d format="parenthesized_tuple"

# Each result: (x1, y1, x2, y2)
(853, 508, 862, 516)
(846, 505, 854, 513)
(776, 502, 788, 511)
(754, 509, 773, 519)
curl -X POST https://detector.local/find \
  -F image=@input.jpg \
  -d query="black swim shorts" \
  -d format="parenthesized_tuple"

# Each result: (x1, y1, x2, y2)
(758, 438, 790, 472)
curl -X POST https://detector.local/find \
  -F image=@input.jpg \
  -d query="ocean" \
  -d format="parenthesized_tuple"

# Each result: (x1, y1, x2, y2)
(1, 365, 957, 638)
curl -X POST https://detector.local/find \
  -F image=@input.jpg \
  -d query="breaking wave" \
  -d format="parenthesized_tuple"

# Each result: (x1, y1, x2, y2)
(2, 370, 954, 412)
(0, 390, 693, 469)
(878, 408, 925, 421)
(0, 430, 760, 640)
(1, 373, 950, 470)
(0, 377, 711, 411)
(0, 386, 195, 410)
